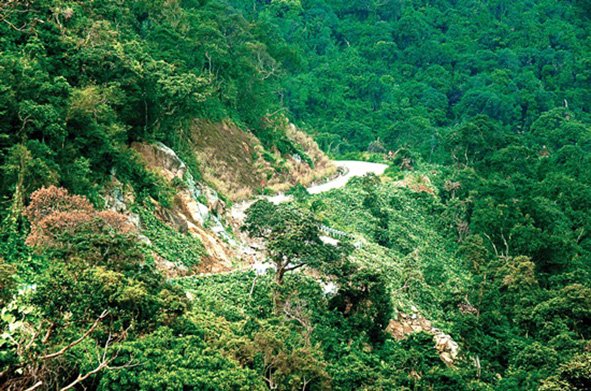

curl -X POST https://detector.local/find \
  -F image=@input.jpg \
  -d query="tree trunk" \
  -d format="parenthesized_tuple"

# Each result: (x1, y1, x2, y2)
(273, 265, 285, 311)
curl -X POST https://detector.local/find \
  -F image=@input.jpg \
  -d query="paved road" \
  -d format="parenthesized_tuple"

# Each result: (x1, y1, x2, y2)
(233, 160, 389, 218)
(191, 160, 390, 279)
(266, 160, 388, 204)
(307, 160, 388, 194)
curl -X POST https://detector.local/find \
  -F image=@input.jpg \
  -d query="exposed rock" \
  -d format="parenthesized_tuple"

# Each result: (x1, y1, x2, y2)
(154, 204, 189, 234)
(132, 142, 187, 181)
(102, 179, 145, 235)
(133, 141, 227, 220)
(203, 186, 226, 216)
(458, 302, 479, 315)
(155, 198, 235, 273)
(253, 260, 275, 275)
(387, 312, 459, 366)
(321, 281, 338, 295)
(154, 253, 188, 279)
(107, 187, 128, 213)
(319, 235, 339, 246)
(434, 333, 460, 366)
(127, 213, 141, 228)
(137, 234, 152, 246)
(103, 179, 135, 213)
(175, 191, 209, 226)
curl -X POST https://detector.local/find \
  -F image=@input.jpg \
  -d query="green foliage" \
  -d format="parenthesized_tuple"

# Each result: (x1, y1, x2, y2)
(243, 200, 347, 286)
(329, 268, 393, 343)
(230, 0, 591, 160)
(99, 327, 265, 390)
(0, 185, 195, 389)
(0, 0, 290, 207)
(1, 0, 590, 388)
(137, 204, 205, 268)
(301, 175, 468, 317)
(540, 352, 591, 391)
(286, 183, 310, 202)
(0, 258, 16, 306)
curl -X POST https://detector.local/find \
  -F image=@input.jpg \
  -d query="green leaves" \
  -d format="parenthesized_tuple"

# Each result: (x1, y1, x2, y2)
(137, 203, 205, 268)
(243, 200, 346, 285)
(98, 327, 266, 390)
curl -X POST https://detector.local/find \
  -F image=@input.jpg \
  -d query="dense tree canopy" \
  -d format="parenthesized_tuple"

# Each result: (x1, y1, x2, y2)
(1, 0, 591, 389)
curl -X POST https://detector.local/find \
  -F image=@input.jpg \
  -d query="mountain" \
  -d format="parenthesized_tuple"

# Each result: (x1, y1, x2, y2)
(1, 0, 591, 390)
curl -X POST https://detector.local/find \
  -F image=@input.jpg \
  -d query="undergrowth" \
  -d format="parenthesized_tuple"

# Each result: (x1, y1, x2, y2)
(136, 203, 205, 268)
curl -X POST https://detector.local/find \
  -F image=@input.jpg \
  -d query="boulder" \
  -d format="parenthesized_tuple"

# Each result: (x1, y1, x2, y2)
(175, 191, 209, 226)
(203, 186, 226, 216)
(387, 312, 459, 366)
(434, 333, 460, 366)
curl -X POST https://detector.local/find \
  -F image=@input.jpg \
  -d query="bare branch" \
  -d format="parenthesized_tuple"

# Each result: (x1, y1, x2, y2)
(24, 381, 43, 391)
(42, 310, 108, 360)
(59, 359, 110, 391)
(42, 322, 55, 344)
(283, 299, 314, 346)
(482, 233, 499, 258)
(59, 327, 134, 391)
(500, 232, 510, 256)
(249, 275, 257, 297)
(284, 263, 306, 273)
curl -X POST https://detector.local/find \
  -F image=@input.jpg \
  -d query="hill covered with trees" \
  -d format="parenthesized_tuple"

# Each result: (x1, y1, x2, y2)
(1, 0, 591, 390)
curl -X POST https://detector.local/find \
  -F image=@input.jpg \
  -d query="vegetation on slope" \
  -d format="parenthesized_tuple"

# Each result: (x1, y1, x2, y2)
(1, 0, 591, 390)
(232, 0, 591, 156)
(191, 120, 335, 201)
(0, 0, 305, 215)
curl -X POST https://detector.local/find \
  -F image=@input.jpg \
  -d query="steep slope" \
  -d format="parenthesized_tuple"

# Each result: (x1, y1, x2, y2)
(129, 120, 336, 275)
(190, 120, 335, 200)
(1, 0, 591, 390)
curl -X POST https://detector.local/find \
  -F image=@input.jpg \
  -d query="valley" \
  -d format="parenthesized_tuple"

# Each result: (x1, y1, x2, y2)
(1, 0, 590, 390)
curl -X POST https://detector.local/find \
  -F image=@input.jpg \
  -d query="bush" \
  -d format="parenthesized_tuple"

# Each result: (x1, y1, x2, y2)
(0, 258, 16, 306)
(24, 186, 134, 251)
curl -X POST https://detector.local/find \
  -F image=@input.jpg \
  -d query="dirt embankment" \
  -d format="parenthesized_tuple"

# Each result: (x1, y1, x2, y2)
(129, 120, 336, 276)
(191, 120, 335, 201)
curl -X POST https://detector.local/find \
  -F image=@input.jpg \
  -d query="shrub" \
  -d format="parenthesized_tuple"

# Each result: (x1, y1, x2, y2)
(24, 186, 135, 252)
(0, 258, 16, 305)
(23, 185, 93, 225)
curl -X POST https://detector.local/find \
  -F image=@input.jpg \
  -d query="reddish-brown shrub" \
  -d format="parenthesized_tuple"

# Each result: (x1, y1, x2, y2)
(95, 210, 134, 234)
(26, 211, 93, 248)
(23, 186, 93, 224)
(24, 186, 135, 250)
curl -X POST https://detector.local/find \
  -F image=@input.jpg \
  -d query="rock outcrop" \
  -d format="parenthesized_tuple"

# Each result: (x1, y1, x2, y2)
(131, 142, 187, 181)
(387, 311, 459, 366)
(131, 142, 238, 274)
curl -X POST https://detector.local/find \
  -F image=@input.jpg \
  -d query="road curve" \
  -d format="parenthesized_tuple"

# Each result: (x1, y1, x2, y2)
(260, 160, 389, 205)
(232, 160, 388, 220)
(223, 160, 390, 274)
(307, 160, 388, 195)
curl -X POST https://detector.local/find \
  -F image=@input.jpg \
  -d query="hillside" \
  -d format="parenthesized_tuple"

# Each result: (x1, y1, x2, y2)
(2, 0, 591, 390)
(189, 120, 334, 201)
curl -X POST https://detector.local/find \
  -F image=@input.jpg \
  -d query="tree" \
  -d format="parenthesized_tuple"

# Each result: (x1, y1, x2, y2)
(329, 268, 393, 342)
(243, 200, 345, 286)
(540, 353, 591, 391)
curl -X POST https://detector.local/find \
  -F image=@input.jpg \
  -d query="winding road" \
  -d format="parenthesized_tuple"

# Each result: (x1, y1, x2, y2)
(183, 160, 389, 278)
(231, 160, 389, 219)
(307, 160, 389, 195)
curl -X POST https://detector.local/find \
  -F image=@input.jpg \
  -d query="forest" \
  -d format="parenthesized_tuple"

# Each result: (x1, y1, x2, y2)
(1, 0, 591, 390)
